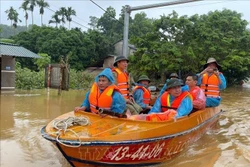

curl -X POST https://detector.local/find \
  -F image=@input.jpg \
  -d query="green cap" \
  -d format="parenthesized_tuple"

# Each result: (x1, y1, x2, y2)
(113, 56, 129, 67)
(169, 73, 179, 79)
(166, 78, 183, 90)
(137, 75, 150, 83)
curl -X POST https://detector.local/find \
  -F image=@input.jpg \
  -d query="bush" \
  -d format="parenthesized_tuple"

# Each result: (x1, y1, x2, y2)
(70, 69, 94, 89)
(15, 62, 94, 90)
(15, 62, 44, 89)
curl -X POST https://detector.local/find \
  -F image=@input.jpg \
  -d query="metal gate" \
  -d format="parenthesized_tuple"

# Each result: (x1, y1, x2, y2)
(45, 64, 69, 90)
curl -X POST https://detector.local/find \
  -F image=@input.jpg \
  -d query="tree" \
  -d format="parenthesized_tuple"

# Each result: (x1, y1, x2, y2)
(58, 7, 67, 27)
(37, 0, 49, 26)
(49, 13, 60, 27)
(65, 7, 76, 29)
(88, 16, 99, 30)
(35, 53, 51, 70)
(129, 10, 250, 85)
(20, 0, 29, 28)
(5, 7, 16, 27)
(12, 12, 22, 29)
(97, 6, 121, 43)
(27, 0, 37, 25)
(5, 7, 21, 32)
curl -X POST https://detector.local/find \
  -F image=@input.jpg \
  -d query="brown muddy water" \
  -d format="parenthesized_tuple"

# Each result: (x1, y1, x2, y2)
(1, 84, 250, 167)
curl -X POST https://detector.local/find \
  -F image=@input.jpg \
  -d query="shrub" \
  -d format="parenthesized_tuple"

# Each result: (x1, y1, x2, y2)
(15, 62, 44, 89)
(69, 69, 94, 89)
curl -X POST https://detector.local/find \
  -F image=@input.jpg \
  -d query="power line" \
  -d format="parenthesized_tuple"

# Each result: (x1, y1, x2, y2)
(89, 0, 106, 13)
(89, 0, 124, 27)
(48, 3, 90, 25)
(46, 6, 90, 30)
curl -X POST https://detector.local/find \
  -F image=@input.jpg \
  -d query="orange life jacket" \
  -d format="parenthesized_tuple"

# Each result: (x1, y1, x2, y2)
(89, 82, 120, 114)
(146, 110, 177, 122)
(161, 91, 191, 112)
(133, 86, 151, 105)
(112, 68, 130, 99)
(200, 73, 220, 98)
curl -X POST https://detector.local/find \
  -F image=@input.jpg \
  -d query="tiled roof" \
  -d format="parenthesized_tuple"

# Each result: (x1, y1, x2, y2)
(0, 42, 40, 58)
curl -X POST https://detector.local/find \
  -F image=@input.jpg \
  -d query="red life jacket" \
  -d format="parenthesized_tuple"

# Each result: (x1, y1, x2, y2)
(133, 86, 151, 105)
(160, 91, 192, 112)
(112, 68, 130, 99)
(200, 73, 220, 98)
(89, 82, 120, 114)
(189, 86, 200, 100)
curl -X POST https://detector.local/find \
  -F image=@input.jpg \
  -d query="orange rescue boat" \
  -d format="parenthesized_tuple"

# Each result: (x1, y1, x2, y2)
(41, 107, 222, 166)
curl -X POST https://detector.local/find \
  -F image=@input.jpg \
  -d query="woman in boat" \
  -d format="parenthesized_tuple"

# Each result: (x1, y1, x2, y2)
(197, 57, 226, 107)
(147, 78, 193, 120)
(74, 68, 126, 116)
(132, 75, 152, 113)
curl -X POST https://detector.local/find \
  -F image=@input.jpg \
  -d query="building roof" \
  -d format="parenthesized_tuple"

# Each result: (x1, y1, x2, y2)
(0, 42, 40, 58)
(113, 39, 137, 51)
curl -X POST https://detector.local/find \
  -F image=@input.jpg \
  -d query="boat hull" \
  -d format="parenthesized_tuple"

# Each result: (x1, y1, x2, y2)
(41, 107, 222, 166)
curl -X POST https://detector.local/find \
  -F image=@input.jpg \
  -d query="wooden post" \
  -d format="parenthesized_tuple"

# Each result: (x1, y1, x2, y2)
(47, 64, 52, 89)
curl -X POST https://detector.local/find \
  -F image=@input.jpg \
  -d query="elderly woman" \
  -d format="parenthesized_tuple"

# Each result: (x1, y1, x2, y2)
(74, 68, 126, 115)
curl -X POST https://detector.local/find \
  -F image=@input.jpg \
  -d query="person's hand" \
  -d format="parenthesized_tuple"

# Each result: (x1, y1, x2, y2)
(200, 67, 211, 76)
(214, 69, 220, 76)
(146, 105, 152, 110)
(125, 99, 133, 104)
(74, 106, 85, 112)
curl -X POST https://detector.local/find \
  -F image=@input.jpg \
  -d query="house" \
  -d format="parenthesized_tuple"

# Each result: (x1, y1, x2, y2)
(113, 39, 137, 57)
(85, 40, 137, 75)
(0, 42, 40, 91)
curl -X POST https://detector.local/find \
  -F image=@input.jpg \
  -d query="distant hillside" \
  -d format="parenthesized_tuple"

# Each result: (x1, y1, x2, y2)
(0, 24, 29, 38)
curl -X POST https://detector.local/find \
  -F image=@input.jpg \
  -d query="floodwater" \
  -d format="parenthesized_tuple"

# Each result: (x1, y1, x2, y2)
(1, 84, 250, 167)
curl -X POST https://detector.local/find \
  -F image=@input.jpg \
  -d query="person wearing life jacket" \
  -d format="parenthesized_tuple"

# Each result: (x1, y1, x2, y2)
(198, 57, 226, 107)
(159, 73, 188, 96)
(185, 73, 206, 110)
(74, 68, 126, 115)
(133, 75, 152, 113)
(112, 56, 135, 104)
(147, 78, 193, 121)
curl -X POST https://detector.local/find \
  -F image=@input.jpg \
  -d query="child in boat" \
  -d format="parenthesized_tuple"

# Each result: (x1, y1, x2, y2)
(74, 68, 126, 116)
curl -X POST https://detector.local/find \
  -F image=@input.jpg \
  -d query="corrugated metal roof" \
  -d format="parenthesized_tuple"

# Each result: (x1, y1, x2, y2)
(0, 42, 40, 58)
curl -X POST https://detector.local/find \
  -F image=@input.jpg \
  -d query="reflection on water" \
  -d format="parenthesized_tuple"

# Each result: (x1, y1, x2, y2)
(0, 86, 250, 167)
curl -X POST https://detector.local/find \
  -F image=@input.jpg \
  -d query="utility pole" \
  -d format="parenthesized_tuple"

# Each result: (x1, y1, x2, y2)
(122, 0, 202, 58)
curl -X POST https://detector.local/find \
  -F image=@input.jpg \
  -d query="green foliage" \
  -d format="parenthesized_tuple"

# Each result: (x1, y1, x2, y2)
(15, 62, 45, 89)
(130, 9, 250, 85)
(0, 38, 15, 43)
(15, 62, 94, 90)
(69, 69, 94, 89)
(12, 25, 113, 71)
(35, 53, 51, 71)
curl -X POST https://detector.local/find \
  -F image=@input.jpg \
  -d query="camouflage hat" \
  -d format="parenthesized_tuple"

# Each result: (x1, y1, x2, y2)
(203, 57, 222, 70)
(113, 56, 129, 67)
(166, 78, 183, 90)
(137, 75, 151, 83)
(169, 73, 179, 79)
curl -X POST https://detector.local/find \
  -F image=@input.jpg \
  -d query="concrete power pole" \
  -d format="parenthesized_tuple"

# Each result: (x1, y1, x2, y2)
(122, 0, 202, 58)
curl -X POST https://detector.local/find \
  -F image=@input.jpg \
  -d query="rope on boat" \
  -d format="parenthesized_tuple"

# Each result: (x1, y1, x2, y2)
(52, 116, 90, 148)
